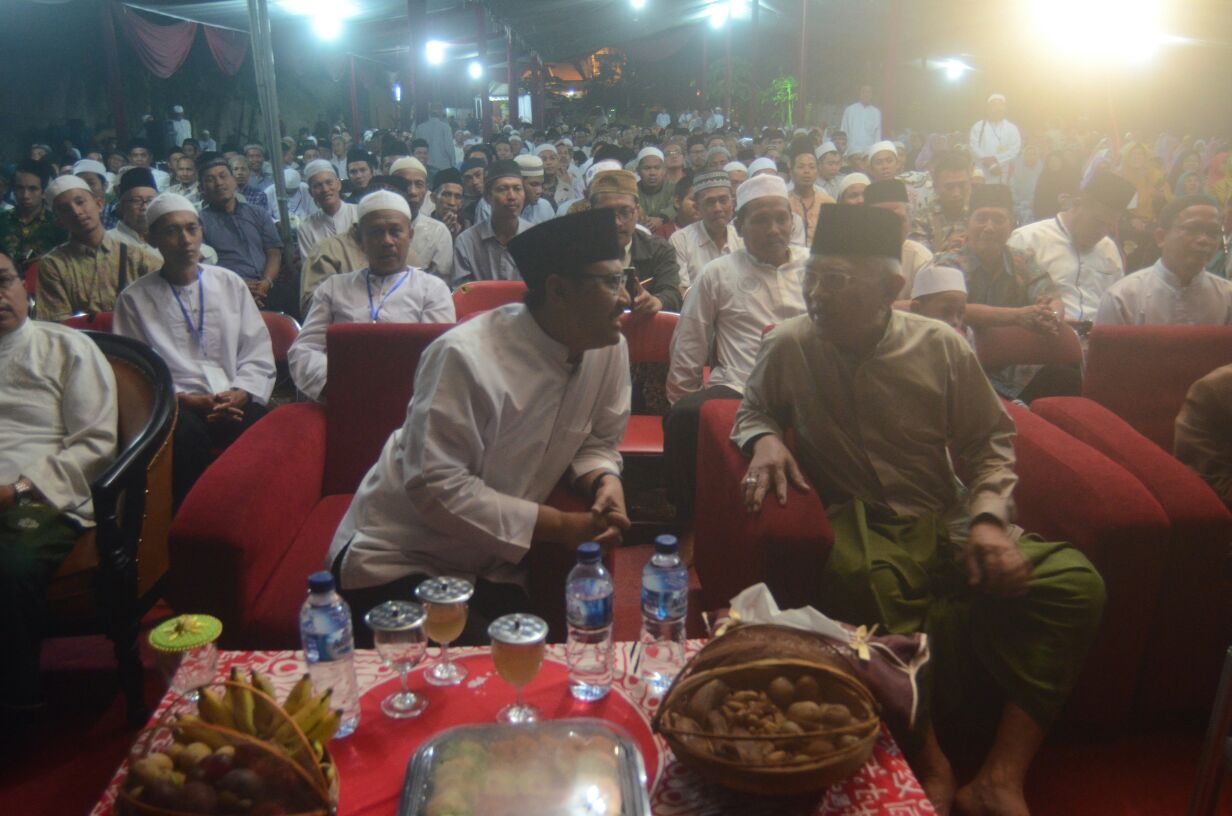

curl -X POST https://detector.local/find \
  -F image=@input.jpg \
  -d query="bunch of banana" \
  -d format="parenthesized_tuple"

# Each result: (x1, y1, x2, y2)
(189, 668, 345, 753)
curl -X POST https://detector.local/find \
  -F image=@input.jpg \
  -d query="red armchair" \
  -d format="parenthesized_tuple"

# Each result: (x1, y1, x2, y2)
(693, 397, 1173, 726)
(63, 311, 114, 332)
(972, 322, 1083, 369)
(451, 280, 527, 320)
(618, 311, 677, 456)
(168, 322, 607, 647)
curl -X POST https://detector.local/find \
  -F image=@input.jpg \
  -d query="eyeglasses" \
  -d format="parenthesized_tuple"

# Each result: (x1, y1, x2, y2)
(608, 206, 638, 223)
(811, 271, 859, 292)
(583, 272, 627, 294)
(1175, 223, 1223, 239)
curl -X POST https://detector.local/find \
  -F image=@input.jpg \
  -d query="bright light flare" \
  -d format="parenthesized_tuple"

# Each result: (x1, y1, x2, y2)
(281, 0, 356, 41)
(468, 61, 483, 80)
(425, 40, 446, 65)
(1028, 0, 1167, 65)
(943, 59, 970, 81)
(630, 0, 646, 10)
(708, 3, 729, 29)
(311, 17, 341, 41)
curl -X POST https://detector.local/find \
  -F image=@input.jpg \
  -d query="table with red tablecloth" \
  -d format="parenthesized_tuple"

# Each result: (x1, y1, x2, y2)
(91, 643, 935, 815)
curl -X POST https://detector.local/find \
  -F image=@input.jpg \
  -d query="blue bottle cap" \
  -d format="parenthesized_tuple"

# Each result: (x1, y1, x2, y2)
(307, 571, 335, 593)
(577, 541, 602, 563)
(654, 534, 679, 554)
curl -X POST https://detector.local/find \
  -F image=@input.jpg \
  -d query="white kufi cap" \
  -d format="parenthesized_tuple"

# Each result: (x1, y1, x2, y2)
(735, 172, 788, 211)
(303, 159, 337, 181)
(637, 146, 665, 163)
(46, 175, 92, 200)
(869, 140, 898, 158)
(389, 156, 428, 177)
(815, 141, 838, 158)
(911, 264, 968, 299)
(146, 193, 199, 228)
(72, 159, 108, 179)
(357, 189, 411, 221)
(747, 157, 778, 176)
(837, 173, 871, 197)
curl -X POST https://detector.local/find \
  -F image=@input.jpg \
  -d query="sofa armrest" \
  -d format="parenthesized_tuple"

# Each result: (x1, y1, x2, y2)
(168, 404, 327, 636)
(693, 399, 833, 611)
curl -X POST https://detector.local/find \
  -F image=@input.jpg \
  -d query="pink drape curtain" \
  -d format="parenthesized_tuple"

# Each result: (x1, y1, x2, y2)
(114, 4, 248, 78)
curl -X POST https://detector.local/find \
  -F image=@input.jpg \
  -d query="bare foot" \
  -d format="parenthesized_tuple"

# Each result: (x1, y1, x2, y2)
(955, 774, 1029, 816)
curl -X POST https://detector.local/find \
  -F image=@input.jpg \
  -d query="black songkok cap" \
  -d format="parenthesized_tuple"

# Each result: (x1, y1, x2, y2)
(969, 184, 1015, 213)
(118, 166, 157, 195)
(346, 148, 375, 168)
(508, 208, 622, 291)
(1082, 170, 1138, 211)
(811, 203, 903, 259)
(432, 167, 463, 191)
(484, 159, 522, 191)
(862, 179, 909, 205)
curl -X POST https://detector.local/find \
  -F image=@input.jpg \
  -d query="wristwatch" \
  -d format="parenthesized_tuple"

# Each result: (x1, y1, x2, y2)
(13, 476, 36, 505)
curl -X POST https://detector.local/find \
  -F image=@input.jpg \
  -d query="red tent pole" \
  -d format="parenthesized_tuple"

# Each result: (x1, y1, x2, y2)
(349, 56, 360, 138)
(101, 0, 129, 145)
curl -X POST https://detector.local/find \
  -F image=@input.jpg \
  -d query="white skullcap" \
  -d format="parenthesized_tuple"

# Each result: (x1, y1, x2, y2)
(303, 159, 336, 181)
(837, 173, 871, 197)
(357, 190, 411, 221)
(747, 157, 778, 176)
(463, 137, 483, 148)
(584, 159, 623, 188)
(72, 159, 108, 178)
(46, 175, 92, 200)
(637, 146, 665, 164)
(146, 193, 199, 228)
(514, 154, 544, 177)
(735, 172, 788, 211)
(815, 141, 838, 158)
(988, 93, 1007, 104)
(869, 140, 898, 158)
(793, 128, 809, 136)
(283, 167, 301, 189)
(535, 142, 557, 156)
(556, 137, 574, 148)
(724, 161, 748, 175)
(911, 264, 968, 299)
(390, 156, 427, 177)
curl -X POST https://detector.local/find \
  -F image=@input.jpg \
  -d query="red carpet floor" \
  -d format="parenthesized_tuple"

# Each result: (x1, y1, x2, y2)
(3, 546, 1225, 815)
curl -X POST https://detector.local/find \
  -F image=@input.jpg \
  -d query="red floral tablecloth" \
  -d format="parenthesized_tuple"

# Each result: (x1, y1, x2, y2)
(92, 643, 934, 815)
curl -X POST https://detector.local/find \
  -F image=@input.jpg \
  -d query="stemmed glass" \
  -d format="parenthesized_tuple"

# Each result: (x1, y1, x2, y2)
(415, 577, 474, 686)
(365, 601, 429, 719)
(488, 613, 548, 725)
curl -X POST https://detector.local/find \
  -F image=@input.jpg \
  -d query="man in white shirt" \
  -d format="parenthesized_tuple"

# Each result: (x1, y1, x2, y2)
(968, 94, 1022, 185)
(326, 208, 632, 641)
(454, 160, 532, 286)
(289, 192, 454, 403)
(515, 154, 556, 224)
(113, 193, 275, 507)
(167, 156, 201, 204)
(669, 170, 743, 288)
(126, 139, 171, 192)
(0, 248, 118, 712)
(863, 179, 934, 298)
(108, 167, 219, 265)
(1096, 195, 1232, 326)
(297, 159, 358, 260)
(655, 108, 672, 130)
(663, 175, 808, 551)
(839, 85, 882, 156)
(167, 105, 192, 148)
(1008, 171, 1137, 326)
(815, 141, 845, 200)
(391, 157, 455, 283)
(263, 168, 317, 224)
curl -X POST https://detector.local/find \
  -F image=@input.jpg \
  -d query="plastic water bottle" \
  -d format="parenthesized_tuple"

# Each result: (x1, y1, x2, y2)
(299, 571, 360, 738)
(640, 534, 688, 696)
(566, 542, 615, 701)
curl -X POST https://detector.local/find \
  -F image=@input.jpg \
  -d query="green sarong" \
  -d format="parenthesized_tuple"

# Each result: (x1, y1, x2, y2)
(818, 500, 1106, 734)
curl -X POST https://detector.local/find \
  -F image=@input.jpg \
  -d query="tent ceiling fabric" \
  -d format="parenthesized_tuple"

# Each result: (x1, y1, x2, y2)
(121, 0, 757, 62)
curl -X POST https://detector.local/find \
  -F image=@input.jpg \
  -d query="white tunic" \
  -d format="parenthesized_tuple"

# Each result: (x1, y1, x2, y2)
(667, 246, 810, 403)
(327, 304, 630, 590)
(288, 267, 455, 402)
(669, 220, 745, 288)
(107, 222, 218, 266)
(1008, 216, 1124, 322)
(0, 320, 118, 525)
(410, 211, 455, 284)
(296, 202, 359, 259)
(839, 102, 882, 153)
(112, 264, 275, 404)
(968, 118, 1023, 183)
(263, 182, 318, 223)
(897, 239, 936, 299)
(1095, 260, 1232, 326)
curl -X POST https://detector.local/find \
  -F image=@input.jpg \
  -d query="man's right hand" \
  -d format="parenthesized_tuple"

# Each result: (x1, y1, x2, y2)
(178, 393, 216, 416)
(1014, 303, 1060, 335)
(742, 434, 811, 513)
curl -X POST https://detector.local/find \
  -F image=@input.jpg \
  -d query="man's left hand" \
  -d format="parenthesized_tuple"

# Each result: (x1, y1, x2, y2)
(246, 278, 272, 305)
(630, 280, 662, 317)
(208, 389, 249, 424)
(964, 520, 1031, 598)
(591, 475, 631, 546)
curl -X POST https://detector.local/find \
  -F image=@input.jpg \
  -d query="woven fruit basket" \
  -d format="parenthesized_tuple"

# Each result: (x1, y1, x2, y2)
(117, 674, 340, 816)
(652, 627, 880, 796)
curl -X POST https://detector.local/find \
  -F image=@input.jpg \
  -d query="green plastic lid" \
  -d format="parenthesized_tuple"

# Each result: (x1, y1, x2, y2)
(148, 614, 223, 653)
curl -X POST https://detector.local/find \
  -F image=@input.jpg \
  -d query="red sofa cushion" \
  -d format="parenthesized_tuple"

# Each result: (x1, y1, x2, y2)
(1031, 396, 1232, 715)
(972, 322, 1082, 369)
(620, 415, 664, 456)
(323, 323, 454, 495)
(1083, 325, 1232, 450)
(451, 281, 526, 320)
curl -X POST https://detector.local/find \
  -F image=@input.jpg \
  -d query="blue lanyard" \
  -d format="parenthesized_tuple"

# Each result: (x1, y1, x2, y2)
(170, 267, 205, 348)
(365, 268, 411, 323)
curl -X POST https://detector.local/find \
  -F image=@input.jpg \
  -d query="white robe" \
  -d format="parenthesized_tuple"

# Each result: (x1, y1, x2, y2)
(1095, 260, 1232, 326)
(112, 264, 276, 404)
(968, 119, 1023, 183)
(0, 320, 118, 525)
(107, 222, 218, 266)
(840, 103, 882, 153)
(288, 267, 455, 402)
(667, 246, 809, 402)
(897, 239, 936, 299)
(327, 304, 630, 590)
(669, 220, 744, 288)
(263, 182, 318, 223)
(1008, 216, 1124, 322)
(410, 211, 454, 284)
(296, 202, 359, 260)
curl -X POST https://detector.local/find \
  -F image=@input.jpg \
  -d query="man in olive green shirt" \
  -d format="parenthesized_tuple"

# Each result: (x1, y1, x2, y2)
(1174, 363, 1232, 509)
(35, 176, 160, 322)
(734, 204, 1104, 816)
(636, 147, 676, 231)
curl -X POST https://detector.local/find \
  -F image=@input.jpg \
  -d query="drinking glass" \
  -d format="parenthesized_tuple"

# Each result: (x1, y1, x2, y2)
(415, 577, 474, 686)
(488, 613, 548, 725)
(147, 614, 222, 703)
(365, 601, 428, 719)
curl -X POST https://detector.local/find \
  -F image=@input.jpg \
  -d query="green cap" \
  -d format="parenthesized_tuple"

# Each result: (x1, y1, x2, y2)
(148, 614, 223, 653)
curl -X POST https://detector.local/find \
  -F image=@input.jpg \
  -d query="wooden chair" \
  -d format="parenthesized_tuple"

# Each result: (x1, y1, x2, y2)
(45, 331, 177, 725)
(63, 311, 114, 332)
